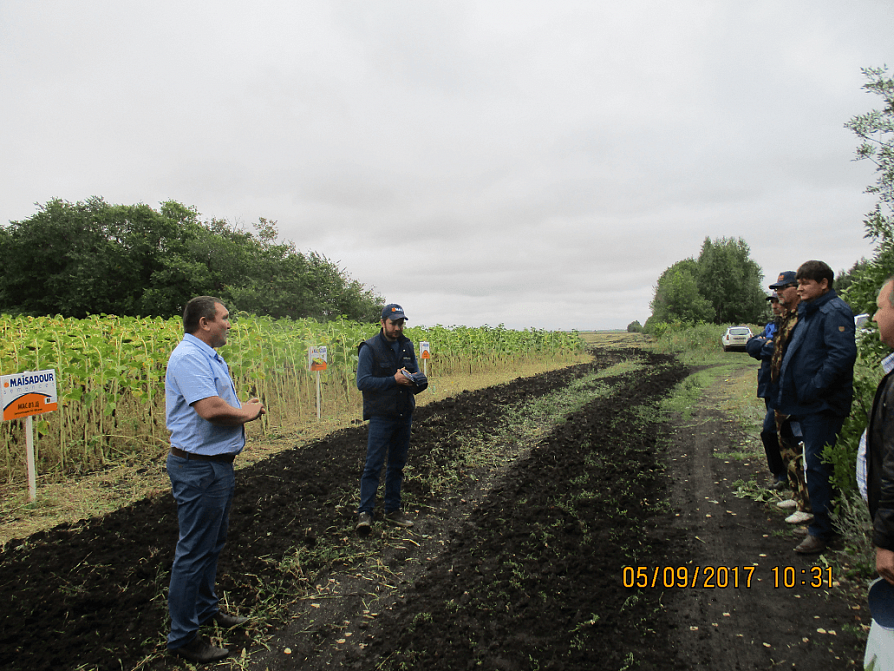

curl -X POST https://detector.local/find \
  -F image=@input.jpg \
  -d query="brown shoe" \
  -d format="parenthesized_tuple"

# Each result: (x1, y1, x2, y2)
(794, 535, 827, 554)
(356, 512, 373, 536)
(171, 636, 230, 663)
(385, 510, 414, 528)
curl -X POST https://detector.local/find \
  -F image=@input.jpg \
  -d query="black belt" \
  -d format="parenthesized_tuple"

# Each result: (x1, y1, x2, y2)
(170, 446, 237, 463)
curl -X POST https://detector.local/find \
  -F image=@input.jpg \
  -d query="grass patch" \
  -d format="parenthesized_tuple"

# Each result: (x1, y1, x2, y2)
(659, 360, 759, 423)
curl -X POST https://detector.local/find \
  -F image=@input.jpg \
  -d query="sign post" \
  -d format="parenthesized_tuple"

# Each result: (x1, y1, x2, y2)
(1, 369, 58, 502)
(419, 341, 431, 376)
(308, 347, 328, 419)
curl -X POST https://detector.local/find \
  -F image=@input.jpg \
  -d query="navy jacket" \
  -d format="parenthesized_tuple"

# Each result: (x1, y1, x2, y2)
(775, 289, 856, 417)
(746, 328, 775, 400)
(356, 331, 425, 421)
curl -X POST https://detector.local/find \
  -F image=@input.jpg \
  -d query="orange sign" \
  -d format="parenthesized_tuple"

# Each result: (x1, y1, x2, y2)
(420, 341, 431, 360)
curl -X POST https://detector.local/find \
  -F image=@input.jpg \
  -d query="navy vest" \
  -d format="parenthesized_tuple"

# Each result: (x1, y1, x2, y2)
(359, 332, 417, 420)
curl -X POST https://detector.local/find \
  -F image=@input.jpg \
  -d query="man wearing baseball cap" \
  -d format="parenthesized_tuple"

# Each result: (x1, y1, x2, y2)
(767, 270, 812, 526)
(747, 293, 786, 489)
(355, 304, 428, 534)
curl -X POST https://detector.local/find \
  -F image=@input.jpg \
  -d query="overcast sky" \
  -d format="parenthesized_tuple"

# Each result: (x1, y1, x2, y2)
(1, 2, 891, 330)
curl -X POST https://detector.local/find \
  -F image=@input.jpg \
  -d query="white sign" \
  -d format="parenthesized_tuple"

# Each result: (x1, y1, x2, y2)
(308, 346, 328, 371)
(1, 369, 58, 421)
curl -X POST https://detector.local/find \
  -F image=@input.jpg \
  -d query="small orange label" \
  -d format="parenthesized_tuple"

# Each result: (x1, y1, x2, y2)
(3, 393, 57, 421)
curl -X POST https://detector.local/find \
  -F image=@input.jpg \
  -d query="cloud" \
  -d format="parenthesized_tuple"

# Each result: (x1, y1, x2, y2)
(0, 0, 891, 329)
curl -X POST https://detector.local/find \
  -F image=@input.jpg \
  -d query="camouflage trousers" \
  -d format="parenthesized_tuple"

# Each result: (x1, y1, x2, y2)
(775, 411, 810, 512)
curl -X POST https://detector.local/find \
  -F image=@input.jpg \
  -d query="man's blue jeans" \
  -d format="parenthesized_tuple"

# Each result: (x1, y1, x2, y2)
(359, 415, 412, 516)
(792, 411, 845, 541)
(166, 454, 235, 650)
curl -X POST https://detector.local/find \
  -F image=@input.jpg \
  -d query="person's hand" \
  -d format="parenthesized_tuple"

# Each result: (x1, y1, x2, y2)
(394, 369, 415, 386)
(244, 397, 266, 420)
(877, 547, 894, 585)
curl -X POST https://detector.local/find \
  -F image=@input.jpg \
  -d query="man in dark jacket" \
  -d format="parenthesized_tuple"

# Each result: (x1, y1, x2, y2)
(863, 277, 894, 581)
(858, 277, 894, 668)
(355, 304, 427, 535)
(776, 260, 856, 553)
(747, 293, 785, 488)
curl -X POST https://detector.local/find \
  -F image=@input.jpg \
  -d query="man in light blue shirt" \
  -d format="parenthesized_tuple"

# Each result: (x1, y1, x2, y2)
(164, 296, 265, 664)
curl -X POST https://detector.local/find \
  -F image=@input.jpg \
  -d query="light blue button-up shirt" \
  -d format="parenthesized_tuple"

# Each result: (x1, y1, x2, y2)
(165, 333, 245, 456)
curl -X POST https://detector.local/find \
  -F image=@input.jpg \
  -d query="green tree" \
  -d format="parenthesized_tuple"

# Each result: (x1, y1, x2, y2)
(826, 66, 894, 502)
(696, 237, 767, 324)
(836, 258, 870, 294)
(846, 66, 894, 240)
(647, 237, 768, 327)
(841, 66, 894, 328)
(0, 198, 383, 322)
(649, 259, 714, 324)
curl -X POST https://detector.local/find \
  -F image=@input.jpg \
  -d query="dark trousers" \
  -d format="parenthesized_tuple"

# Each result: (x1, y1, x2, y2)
(166, 454, 235, 649)
(359, 415, 412, 516)
(791, 411, 844, 541)
(760, 403, 784, 477)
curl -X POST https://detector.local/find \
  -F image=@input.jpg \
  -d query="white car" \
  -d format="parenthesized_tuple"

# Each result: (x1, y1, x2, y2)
(721, 326, 753, 352)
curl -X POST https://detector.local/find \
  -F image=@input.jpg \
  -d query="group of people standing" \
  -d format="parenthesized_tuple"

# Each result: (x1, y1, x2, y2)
(161, 297, 426, 663)
(747, 260, 857, 555)
(749, 262, 894, 665)
(153, 278, 894, 663)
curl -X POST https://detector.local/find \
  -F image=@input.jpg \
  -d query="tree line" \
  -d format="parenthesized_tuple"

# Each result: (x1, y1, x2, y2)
(838, 65, 894, 356)
(644, 236, 769, 330)
(0, 198, 383, 322)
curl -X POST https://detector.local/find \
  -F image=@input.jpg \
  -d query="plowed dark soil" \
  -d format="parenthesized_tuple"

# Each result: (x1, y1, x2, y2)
(0, 347, 869, 670)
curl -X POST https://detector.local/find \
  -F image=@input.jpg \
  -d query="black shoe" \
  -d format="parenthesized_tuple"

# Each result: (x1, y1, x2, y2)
(211, 611, 249, 627)
(385, 510, 414, 528)
(770, 475, 788, 491)
(171, 636, 230, 663)
(356, 512, 372, 536)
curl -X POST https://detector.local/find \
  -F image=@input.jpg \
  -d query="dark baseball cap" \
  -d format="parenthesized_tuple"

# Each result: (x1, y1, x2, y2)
(766, 292, 779, 301)
(381, 304, 408, 321)
(769, 271, 797, 289)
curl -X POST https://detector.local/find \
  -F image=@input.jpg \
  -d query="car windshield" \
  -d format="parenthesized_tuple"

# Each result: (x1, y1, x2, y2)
(728, 328, 750, 335)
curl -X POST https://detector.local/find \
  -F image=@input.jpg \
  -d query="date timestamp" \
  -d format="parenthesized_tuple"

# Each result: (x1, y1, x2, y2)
(622, 565, 834, 589)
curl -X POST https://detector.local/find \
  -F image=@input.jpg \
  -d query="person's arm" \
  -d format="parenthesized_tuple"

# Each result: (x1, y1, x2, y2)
(356, 345, 403, 391)
(811, 305, 857, 394)
(745, 335, 766, 361)
(192, 396, 264, 425)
